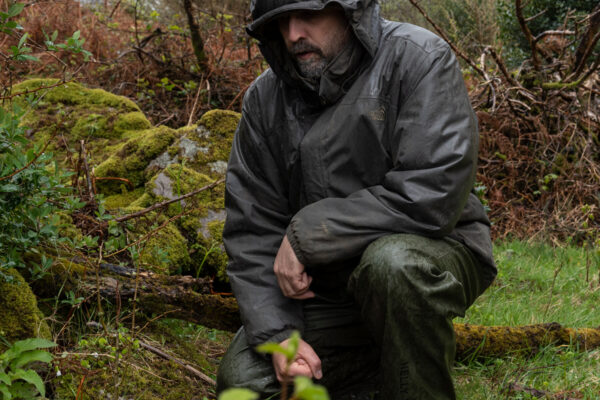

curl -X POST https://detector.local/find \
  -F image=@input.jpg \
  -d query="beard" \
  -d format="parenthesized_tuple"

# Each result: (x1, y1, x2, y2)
(290, 40, 328, 80)
(289, 29, 350, 81)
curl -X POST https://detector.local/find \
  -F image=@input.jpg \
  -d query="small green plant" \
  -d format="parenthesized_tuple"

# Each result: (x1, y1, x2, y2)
(0, 338, 57, 399)
(218, 331, 329, 400)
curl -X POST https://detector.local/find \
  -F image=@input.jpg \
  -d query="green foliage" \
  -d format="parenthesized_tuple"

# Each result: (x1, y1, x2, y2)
(497, 0, 597, 65)
(218, 388, 259, 400)
(0, 338, 56, 399)
(0, 105, 71, 279)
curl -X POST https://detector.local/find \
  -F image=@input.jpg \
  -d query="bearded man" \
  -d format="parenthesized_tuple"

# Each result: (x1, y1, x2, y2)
(217, 0, 497, 398)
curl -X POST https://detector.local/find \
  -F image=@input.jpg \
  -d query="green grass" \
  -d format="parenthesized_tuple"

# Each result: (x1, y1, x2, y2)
(454, 241, 600, 399)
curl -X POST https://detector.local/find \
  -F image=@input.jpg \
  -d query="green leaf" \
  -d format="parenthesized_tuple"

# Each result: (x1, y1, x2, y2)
(287, 331, 300, 361)
(0, 372, 10, 385)
(293, 376, 330, 400)
(0, 383, 13, 400)
(3, 339, 56, 363)
(18, 33, 28, 48)
(218, 388, 259, 400)
(0, 184, 19, 193)
(72, 30, 80, 40)
(9, 350, 52, 371)
(7, 3, 25, 18)
(9, 369, 45, 397)
(255, 342, 293, 360)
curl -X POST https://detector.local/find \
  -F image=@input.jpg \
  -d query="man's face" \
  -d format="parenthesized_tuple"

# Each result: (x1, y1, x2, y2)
(277, 6, 350, 80)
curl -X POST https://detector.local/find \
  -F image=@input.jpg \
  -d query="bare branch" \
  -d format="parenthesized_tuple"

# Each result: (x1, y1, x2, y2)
(534, 30, 575, 43)
(573, 5, 600, 77)
(114, 178, 225, 223)
(516, 0, 541, 71)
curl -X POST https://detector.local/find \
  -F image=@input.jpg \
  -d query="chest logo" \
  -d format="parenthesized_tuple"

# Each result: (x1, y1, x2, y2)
(368, 105, 386, 121)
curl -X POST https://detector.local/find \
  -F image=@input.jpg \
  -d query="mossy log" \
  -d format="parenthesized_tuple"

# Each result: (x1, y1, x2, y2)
(454, 322, 600, 360)
(37, 259, 600, 357)
(35, 259, 241, 332)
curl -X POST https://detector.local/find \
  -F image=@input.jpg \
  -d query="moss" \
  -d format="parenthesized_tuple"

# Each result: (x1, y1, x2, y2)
(72, 113, 109, 139)
(12, 79, 140, 112)
(128, 192, 153, 209)
(51, 321, 226, 399)
(195, 219, 228, 283)
(198, 109, 240, 137)
(174, 110, 240, 179)
(0, 269, 51, 350)
(114, 111, 152, 134)
(95, 125, 177, 194)
(138, 222, 191, 275)
(11, 79, 154, 177)
(103, 188, 146, 210)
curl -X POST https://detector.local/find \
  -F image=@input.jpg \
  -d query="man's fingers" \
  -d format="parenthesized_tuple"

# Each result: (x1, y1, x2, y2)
(288, 359, 313, 378)
(297, 341, 322, 380)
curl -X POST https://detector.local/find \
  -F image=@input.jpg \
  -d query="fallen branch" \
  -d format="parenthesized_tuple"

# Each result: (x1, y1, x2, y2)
(454, 322, 600, 360)
(139, 340, 216, 386)
(115, 178, 225, 223)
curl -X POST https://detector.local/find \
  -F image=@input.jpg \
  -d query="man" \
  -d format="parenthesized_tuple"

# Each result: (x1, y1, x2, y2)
(218, 0, 497, 398)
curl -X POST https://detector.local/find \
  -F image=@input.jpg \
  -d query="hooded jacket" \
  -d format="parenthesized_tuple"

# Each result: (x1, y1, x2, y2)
(223, 0, 497, 346)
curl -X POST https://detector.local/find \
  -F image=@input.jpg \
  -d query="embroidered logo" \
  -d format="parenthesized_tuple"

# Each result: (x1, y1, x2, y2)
(369, 105, 386, 121)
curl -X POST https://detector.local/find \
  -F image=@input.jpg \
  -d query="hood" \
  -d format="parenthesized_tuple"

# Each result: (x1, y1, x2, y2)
(247, 0, 382, 104)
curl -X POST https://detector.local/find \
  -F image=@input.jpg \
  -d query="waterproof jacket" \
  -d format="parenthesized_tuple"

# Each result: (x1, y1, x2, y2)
(223, 0, 497, 346)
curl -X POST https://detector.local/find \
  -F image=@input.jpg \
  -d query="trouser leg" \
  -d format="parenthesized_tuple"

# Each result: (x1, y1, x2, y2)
(216, 327, 280, 398)
(348, 234, 485, 400)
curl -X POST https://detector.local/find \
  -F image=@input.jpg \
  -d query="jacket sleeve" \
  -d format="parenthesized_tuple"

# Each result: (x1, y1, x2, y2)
(223, 89, 302, 346)
(287, 47, 479, 266)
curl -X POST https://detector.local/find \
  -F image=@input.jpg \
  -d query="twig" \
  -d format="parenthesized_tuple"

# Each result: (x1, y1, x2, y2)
(139, 340, 216, 386)
(226, 83, 251, 110)
(75, 374, 86, 400)
(115, 178, 224, 223)
(534, 30, 575, 42)
(0, 79, 72, 101)
(106, 205, 196, 259)
(108, 0, 122, 19)
(80, 140, 95, 201)
(187, 80, 204, 126)
(485, 46, 521, 88)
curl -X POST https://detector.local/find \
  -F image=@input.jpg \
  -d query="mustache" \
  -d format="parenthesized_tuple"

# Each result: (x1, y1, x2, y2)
(290, 40, 324, 57)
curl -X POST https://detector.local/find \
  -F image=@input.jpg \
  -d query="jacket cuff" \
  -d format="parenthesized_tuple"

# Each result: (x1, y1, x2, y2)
(286, 223, 309, 266)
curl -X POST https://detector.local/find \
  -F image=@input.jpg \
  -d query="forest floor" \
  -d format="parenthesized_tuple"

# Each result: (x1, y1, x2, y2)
(47, 240, 600, 399)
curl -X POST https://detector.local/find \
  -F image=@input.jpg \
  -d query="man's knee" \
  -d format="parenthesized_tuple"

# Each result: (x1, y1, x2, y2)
(354, 234, 441, 285)
(349, 234, 470, 315)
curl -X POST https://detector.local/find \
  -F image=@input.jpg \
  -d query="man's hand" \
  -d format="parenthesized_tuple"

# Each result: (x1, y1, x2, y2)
(274, 235, 315, 299)
(273, 338, 323, 382)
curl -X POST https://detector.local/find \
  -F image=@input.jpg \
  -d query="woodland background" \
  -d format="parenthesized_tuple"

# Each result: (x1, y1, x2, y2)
(0, 0, 598, 398)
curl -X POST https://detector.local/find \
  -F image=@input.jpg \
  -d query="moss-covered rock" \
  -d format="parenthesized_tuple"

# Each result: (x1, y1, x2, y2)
(171, 109, 240, 180)
(14, 79, 151, 166)
(95, 125, 177, 194)
(139, 222, 191, 275)
(0, 269, 51, 350)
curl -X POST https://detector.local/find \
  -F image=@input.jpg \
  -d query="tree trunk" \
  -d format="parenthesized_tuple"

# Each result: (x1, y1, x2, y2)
(183, 0, 208, 69)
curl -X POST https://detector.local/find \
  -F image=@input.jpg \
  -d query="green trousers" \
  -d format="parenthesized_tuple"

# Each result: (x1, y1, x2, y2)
(217, 234, 488, 399)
